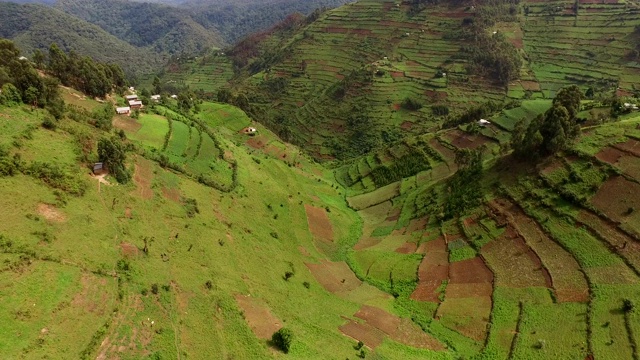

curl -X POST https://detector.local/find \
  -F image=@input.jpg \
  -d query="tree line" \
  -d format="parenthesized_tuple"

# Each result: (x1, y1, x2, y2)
(45, 44, 126, 98)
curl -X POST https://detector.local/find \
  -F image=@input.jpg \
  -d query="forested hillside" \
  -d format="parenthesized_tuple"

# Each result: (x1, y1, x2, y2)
(0, 2, 162, 76)
(54, 0, 225, 55)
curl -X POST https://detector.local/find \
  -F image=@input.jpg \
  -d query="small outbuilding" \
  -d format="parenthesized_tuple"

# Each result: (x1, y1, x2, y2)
(478, 119, 491, 126)
(151, 95, 161, 102)
(125, 94, 138, 101)
(93, 162, 107, 175)
(116, 106, 131, 115)
(170, 94, 178, 99)
(241, 127, 257, 135)
(129, 100, 143, 109)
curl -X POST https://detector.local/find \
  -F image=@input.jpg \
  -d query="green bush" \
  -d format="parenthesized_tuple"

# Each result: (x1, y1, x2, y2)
(271, 328, 293, 353)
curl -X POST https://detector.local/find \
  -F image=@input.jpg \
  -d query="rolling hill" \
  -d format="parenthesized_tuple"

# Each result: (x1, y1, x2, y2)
(0, 2, 163, 75)
(5, 0, 640, 359)
(187, 0, 640, 161)
(54, 0, 225, 55)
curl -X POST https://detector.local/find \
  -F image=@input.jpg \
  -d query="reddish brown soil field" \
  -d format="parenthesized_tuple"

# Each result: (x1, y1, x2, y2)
(491, 199, 589, 302)
(305, 204, 334, 242)
(539, 158, 566, 175)
(395, 242, 418, 254)
(306, 260, 362, 293)
(246, 137, 266, 149)
(235, 295, 282, 339)
(390, 71, 405, 78)
(339, 320, 385, 349)
(596, 146, 625, 164)
(445, 130, 491, 149)
(133, 158, 154, 200)
(449, 257, 494, 284)
(592, 176, 640, 222)
(349, 305, 445, 350)
(410, 238, 449, 301)
(425, 90, 448, 100)
(614, 139, 640, 157)
(355, 305, 401, 335)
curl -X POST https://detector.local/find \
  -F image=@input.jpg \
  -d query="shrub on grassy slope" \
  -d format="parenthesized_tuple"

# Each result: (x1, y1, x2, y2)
(271, 328, 293, 353)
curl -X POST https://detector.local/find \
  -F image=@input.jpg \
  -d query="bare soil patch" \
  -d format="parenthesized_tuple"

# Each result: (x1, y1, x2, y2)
(37, 203, 66, 222)
(339, 320, 385, 349)
(305, 204, 334, 242)
(613, 139, 640, 157)
(113, 116, 141, 132)
(390, 71, 404, 78)
(161, 187, 181, 203)
(246, 137, 267, 150)
(395, 242, 417, 254)
(520, 80, 541, 91)
(411, 238, 449, 301)
(592, 176, 640, 222)
(445, 129, 491, 150)
(125, 207, 132, 219)
(355, 305, 401, 335)
(449, 257, 494, 284)
(306, 260, 362, 293)
(425, 90, 448, 100)
(71, 274, 109, 315)
(235, 295, 282, 339)
(596, 146, 625, 164)
(120, 242, 139, 257)
(133, 158, 154, 200)
(350, 305, 445, 350)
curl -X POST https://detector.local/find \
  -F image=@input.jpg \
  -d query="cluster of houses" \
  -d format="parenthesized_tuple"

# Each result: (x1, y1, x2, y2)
(116, 92, 167, 115)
